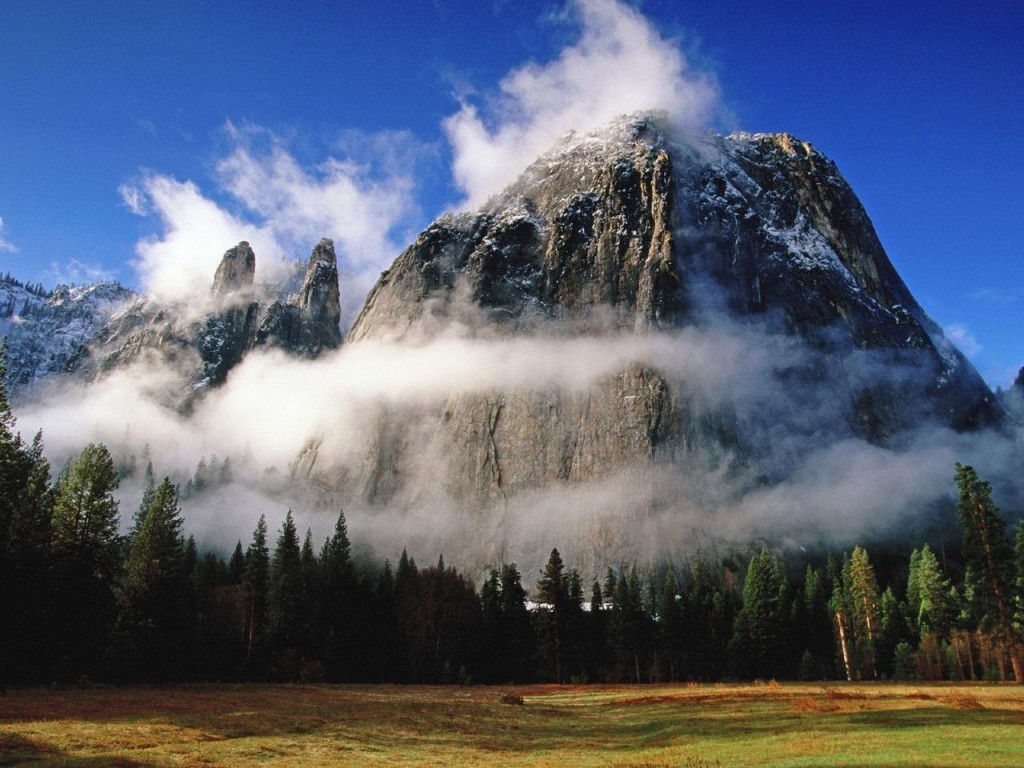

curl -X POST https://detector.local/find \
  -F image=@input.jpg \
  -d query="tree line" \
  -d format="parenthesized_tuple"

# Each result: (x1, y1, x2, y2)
(2, 351, 1024, 685)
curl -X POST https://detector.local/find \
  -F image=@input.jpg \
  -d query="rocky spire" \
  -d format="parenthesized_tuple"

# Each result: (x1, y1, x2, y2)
(253, 238, 342, 357)
(211, 241, 256, 297)
(297, 238, 342, 351)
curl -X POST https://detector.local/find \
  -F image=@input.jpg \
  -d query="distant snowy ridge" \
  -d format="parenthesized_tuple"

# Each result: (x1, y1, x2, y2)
(0, 277, 135, 396)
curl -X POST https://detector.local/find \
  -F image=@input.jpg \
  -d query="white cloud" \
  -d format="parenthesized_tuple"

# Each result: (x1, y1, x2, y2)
(45, 259, 115, 287)
(122, 124, 421, 322)
(945, 323, 982, 357)
(216, 124, 417, 291)
(118, 183, 149, 216)
(0, 215, 16, 253)
(443, 0, 720, 206)
(123, 173, 276, 307)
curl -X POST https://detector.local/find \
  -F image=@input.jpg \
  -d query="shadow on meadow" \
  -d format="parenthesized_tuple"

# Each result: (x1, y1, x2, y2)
(0, 730, 157, 767)
(3, 684, 1023, 766)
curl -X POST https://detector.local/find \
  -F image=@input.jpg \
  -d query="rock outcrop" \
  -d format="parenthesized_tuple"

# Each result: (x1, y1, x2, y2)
(71, 239, 342, 404)
(256, 238, 342, 357)
(0, 278, 136, 396)
(307, 114, 997, 509)
(211, 241, 256, 298)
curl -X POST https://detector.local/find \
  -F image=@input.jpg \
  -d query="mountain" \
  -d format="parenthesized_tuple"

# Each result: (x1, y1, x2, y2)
(0, 277, 136, 393)
(303, 115, 995, 520)
(69, 240, 339, 403)
(1001, 367, 1024, 423)
(2, 114, 1005, 569)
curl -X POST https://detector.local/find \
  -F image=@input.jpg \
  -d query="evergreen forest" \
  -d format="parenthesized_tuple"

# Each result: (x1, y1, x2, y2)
(3, 349, 1024, 687)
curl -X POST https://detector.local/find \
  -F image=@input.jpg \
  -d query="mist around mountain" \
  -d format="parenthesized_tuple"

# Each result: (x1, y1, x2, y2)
(3, 115, 1022, 578)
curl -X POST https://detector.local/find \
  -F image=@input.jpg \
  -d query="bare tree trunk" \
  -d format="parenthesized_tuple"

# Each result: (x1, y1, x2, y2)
(835, 611, 852, 682)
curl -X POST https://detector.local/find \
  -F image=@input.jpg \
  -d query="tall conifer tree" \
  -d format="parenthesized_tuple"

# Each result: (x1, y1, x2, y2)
(243, 515, 270, 669)
(954, 463, 1023, 682)
(731, 548, 787, 679)
(120, 477, 187, 679)
(537, 548, 569, 682)
(50, 442, 122, 678)
(269, 510, 302, 652)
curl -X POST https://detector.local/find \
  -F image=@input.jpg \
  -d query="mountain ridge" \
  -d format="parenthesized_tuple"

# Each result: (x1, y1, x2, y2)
(0, 114, 1008, 570)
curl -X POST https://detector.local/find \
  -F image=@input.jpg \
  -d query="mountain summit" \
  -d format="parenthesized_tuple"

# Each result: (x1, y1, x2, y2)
(64, 239, 342, 406)
(302, 115, 995, 531)
(1, 115, 1004, 567)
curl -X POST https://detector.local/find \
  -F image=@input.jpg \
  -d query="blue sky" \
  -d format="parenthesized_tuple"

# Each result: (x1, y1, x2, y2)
(1, 0, 1021, 386)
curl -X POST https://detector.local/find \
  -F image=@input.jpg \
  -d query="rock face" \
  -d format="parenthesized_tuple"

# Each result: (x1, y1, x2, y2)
(1001, 367, 1024, 423)
(72, 239, 342, 404)
(211, 241, 256, 297)
(0, 277, 136, 396)
(315, 115, 997, 510)
(256, 238, 342, 357)
(349, 125, 680, 340)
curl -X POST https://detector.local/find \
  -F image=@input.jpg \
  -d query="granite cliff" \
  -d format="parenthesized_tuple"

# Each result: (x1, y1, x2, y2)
(301, 115, 996, 516)
(66, 238, 342, 405)
(2, 115, 1005, 567)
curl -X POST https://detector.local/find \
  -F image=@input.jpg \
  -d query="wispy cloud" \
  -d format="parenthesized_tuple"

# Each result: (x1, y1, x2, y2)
(45, 259, 115, 287)
(0, 216, 17, 253)
(944, 323, 982, 357)
(118, 183, 149, 216)
(970, 287, 1019, 306)
(443, 0, 720, 206)
(119, 123, 424, 322)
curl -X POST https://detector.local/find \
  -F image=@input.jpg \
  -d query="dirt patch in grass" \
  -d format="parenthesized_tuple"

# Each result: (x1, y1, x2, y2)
(2, 683, 1023, 767)
(944, 693, 983, 709)
(610, 694, 693, 707)
(823, 687, 868, 700)
(793, 697, 840, 713)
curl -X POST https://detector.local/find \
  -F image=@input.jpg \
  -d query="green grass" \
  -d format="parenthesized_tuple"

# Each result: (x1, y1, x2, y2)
(1, 682, 1022, 767)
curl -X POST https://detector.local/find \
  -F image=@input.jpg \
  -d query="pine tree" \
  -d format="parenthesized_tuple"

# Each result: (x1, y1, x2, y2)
(321, 510, 356, 680)
(536, 548, 569, 682)
(583, 579, 608, 682)
(954, 463, 1023, 682)
(607, 568, 650, 683)
(907, 545, 953, 637)
(797, 564, 834, 680)
(683, 560, 738, 681)
(0, 340, 27, 550)
(829, 558, 854, 682)
(130, 461, 157, 536)
(298, 528, 321, 658)
(730, 548, 787, 680)
(479, 569, 503, 683)
(845, 546, 882, 679)
(565, 568, 586, 680)
(50, 442, 122, 679)
(0, 347, 55, 683)
(51, 443, 121, 577)
(877, 586, 911, 679)
(499, 563, 534, 683)
(269, 510, 302, 655)
(120, 477, 187, 680)
(228, 540, 245, 584)
(243, 515, 270, 669)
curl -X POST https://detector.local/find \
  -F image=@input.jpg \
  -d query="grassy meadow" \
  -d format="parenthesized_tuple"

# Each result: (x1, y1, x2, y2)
(1, 682, 1023, 767)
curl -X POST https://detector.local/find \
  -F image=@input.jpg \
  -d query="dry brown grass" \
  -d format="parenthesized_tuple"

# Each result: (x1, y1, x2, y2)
(1, 682, 1023, 767)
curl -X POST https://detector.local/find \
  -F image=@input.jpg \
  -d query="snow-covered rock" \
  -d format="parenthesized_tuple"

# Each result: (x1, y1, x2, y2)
(0, 277, 135, 396)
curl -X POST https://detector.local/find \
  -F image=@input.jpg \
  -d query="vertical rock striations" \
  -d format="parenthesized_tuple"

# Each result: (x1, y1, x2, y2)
(210, 241, 256, 298)
(256, 238, 342, 357)
(313, 114, 998, 510)
(71, 238, 342, 404)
